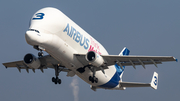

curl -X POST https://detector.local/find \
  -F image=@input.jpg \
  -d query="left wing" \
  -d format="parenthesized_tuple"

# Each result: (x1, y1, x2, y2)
(75, 54, 177, 69)
(3, 55, 70, 73)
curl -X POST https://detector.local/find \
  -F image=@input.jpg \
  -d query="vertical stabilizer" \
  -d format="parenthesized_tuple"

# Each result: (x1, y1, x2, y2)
(115, 47, 130, 80)
(119, 47, 130, 56)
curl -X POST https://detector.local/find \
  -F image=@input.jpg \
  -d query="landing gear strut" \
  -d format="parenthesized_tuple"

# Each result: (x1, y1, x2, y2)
(89, 67, 98, 83)
(52, 65, 62, 84)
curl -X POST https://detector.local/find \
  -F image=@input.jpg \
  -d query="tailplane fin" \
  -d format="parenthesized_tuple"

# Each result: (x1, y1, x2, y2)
(116, 47, 130, 80)
(119, 47, 130, 56)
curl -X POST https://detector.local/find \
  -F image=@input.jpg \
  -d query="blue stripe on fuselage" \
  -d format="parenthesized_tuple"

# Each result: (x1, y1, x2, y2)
(98, 64, 124, 89)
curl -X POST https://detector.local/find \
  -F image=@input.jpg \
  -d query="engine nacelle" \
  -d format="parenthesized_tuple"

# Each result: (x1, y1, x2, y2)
(85, 51, 104, 67)
(23, 53, 41, 69)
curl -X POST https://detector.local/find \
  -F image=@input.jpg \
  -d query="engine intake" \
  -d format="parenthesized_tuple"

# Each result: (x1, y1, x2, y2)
(24, 53, 41, 69)
(86, 51, 104, 67)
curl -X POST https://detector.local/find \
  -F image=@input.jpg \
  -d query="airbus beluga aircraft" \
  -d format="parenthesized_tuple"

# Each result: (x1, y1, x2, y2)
(3, 7, 177, 91)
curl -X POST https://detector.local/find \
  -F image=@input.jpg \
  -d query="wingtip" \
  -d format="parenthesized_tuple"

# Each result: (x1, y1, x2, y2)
(150, 72, 158, 90)
(173, 57, 178, 62)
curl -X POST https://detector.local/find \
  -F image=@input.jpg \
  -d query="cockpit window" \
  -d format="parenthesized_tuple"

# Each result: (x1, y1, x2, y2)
(28, 29, 40, 33)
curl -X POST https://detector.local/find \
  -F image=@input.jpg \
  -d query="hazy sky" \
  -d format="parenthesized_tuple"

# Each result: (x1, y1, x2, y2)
(0, 0, 179, 101)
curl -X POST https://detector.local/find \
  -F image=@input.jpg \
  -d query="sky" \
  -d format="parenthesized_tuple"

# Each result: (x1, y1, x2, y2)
(0, 0, 180, 101)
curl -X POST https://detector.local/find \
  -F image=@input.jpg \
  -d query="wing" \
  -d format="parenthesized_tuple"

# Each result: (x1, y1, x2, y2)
(75, 54, 177, 69)
(2, 55, 70, 73)
(102, 55, 177, 69)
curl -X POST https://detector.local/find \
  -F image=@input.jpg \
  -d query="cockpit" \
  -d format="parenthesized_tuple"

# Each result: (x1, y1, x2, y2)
(28, 29, 40, 33)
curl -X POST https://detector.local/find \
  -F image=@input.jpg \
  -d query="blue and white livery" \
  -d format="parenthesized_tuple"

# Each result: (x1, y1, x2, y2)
(3, 7, 177, 91)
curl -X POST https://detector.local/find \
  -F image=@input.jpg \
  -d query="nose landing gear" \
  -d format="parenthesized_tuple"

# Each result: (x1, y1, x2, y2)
(33, 45, 44, 57)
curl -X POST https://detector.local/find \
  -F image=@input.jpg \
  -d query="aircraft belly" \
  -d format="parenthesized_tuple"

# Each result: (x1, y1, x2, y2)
(43, 35, 84, 69)
(73, 65, 119, 88)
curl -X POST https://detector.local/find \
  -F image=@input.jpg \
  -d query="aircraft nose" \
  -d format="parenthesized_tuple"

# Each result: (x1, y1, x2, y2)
(25, 30, 42, 45)
(25, 30, 53, 46)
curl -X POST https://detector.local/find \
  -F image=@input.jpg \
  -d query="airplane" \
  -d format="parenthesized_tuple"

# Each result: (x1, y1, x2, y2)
(2, 7, 177, 91)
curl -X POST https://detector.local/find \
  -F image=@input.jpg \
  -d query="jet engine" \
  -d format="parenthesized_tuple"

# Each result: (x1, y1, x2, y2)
(85, 51, 105, 67)
(24, 53, 41, 69)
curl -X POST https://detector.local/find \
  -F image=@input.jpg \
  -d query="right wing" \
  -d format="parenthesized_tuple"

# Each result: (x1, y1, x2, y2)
(2, 55, 70, 73)
(102, 55, 177, 69)
(75, 54, 177, 69)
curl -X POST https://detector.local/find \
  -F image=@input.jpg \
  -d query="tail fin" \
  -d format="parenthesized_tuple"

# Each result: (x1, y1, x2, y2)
(150, 72, 158, 89)
(115, 47, 130, 80)
(119, 47, 130, 56)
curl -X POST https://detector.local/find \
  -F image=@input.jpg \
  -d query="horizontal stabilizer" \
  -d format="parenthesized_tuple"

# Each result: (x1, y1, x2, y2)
(119, 82, 151, 88)
(119, 72, 158, 90)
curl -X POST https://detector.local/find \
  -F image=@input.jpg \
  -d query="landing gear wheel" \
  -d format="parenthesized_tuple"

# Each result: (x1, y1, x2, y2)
(38, 51, 43, 57)
(58, 79, 61, 84)
(89, 76, 93, 82)
(52, 77, 61, 84)
(89, 76, 98, 83)
(94, 77, 98, 83)
(55, 80, 57, 84)
(52, 77, 55, 82)
(91, 78, 94, 83)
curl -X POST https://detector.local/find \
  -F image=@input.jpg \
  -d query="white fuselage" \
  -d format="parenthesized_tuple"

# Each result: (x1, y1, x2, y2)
(25, 7, 121, 89)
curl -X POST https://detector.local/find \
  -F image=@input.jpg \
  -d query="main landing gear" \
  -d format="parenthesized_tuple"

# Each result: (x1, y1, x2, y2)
(34, 45, 62, 85)
(52, 65, 62, 84)
(89, 67, 98, 83)
(77, 66, 98, 83)
(89, 76, 98, 83)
